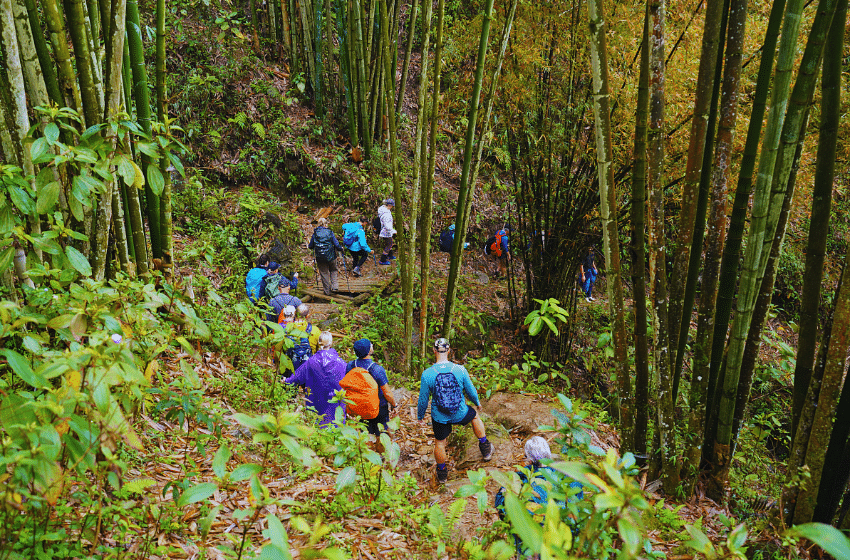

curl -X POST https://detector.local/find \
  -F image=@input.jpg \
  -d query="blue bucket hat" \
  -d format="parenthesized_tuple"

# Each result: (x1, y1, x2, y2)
(353, 338, 372, 359)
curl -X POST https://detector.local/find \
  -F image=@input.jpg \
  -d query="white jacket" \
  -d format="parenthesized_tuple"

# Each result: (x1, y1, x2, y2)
(378, 205, 396, 238)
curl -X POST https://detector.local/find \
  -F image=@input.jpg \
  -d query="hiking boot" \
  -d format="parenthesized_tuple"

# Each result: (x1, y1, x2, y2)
(585, 297, 591, 303)
(436, 467, 448, 484)
(479, 440, 493, 461)
(353, 266, 361, 277)
(378, 259, 392, 266)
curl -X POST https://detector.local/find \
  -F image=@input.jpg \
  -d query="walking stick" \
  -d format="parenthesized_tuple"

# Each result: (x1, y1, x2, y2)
(337, 252, 352, 293)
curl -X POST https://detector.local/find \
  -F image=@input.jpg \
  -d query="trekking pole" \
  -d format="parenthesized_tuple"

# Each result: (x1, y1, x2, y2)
(338, 253, 352, 293)
(312, 257, 320, 288)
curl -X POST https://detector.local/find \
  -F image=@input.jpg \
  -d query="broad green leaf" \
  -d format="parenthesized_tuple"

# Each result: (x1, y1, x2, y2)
(789, 523, 850, 560)
(683, 524, 716, 558)
(212, 443, 231, 478)
(30, 137, 50, 163)
(8, 184, 34, 215)
(504, 493, 542, 554)
(617, 517, 642, 555)
(0, 349, 47, 388)
(31, 235, 61, 255)
(47, 314, 75, 329)
(264, 514, 288, 549)
(65, 246, 92, 276)
(541, 316, 559, 335)
(176, 482, 217, 508)
(44, 122, 60, 144)
(255, 544, 292, 560)
(130, 161, 145, 188)
(336, 466, 357, 491)
(528, 317, 543, 336)
(229, 463, 262, 482)
(147, 165, 165, 197)
(37, 181, 61, 214)
(136, 141, 159, 158)
(726, 523, 748, 552)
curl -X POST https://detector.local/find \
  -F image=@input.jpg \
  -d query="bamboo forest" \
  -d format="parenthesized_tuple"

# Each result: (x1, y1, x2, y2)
(2, 0, 850, 557)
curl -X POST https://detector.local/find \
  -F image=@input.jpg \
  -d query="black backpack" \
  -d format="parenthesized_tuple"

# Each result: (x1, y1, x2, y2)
(313, 228, 337, 262)
(438, 230, 455, 253)
(433, 366, 464, 415)
(286, 324, 313, 371)
(372, 216, 381, 236)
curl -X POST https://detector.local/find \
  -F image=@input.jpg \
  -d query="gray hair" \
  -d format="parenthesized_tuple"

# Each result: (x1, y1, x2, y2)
(282, 305, 296, 318)
(317, 217, 328, 227)
(318, 331, 333, 349)
(524, 436, 552, 463)
(297, 303, 310, 318)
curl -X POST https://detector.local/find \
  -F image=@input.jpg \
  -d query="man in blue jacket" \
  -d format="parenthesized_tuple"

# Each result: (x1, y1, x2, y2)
(418, 338, 493, 484)
(341, 217, 373, 277)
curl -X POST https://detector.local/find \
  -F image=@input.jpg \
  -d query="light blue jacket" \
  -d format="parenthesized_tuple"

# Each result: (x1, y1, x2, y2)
(417, 361, 480, 424)
(341, 222, 372, 253)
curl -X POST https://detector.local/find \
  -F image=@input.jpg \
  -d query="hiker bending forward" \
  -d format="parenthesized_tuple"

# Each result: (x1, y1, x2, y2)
(309, 217, 343, 296)
(346, 338, 397, 435)
(418, 338, 493, 483)
(284, 331, 346, 427)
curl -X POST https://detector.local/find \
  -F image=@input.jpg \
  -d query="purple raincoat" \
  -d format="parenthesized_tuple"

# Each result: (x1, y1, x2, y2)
(284, 348, 346, 427)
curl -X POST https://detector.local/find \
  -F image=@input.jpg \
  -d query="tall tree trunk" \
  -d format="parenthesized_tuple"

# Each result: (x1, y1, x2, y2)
(645, 0, 676, 489)
(10, 0, 48, 108)
(350, 0, 369, 156)
(587, 0, 633, 453)
(631, 9, 650, 458)
(156, 0, 172, 272)
(419, 0, 444, 359)
(667, 0, 725, 397)
(442, 0, 495, 338)
(127, 0, 160, 260)
(395, 0, 418, 114)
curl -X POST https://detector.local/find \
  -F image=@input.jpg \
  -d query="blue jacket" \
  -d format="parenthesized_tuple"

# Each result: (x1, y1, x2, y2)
(417, 361, 480, 424)
(342, 222, 372, 253)
(245, 267, 267, 302)
(496, 229, 510, 254)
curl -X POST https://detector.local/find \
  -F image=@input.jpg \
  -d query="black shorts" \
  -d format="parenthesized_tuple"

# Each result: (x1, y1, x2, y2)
(432, 407, 477, 441)
(365, 403, 390, 436)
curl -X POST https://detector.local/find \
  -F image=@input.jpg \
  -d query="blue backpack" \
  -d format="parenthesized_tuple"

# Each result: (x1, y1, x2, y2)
(433, 366, 464, 415)
(246, 267, 267, 302)
(343, 224, 359, 248)
(286, 324, 313, 371)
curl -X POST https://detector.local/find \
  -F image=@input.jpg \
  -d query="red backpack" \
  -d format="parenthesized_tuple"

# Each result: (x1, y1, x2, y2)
(339, 363, 379, 419)
(488, 231, 505, 257)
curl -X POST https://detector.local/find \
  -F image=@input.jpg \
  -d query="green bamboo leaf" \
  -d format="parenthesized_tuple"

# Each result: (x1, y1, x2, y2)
(0, 349, 47, 389)
(37, 182, 61, 214)
(0, 247, 14, 273)
(789, 523, 850, 560)
(336, 466, 357, 491)
(147, 165, 165, 197)
(66, 246, 92, 276)
(176, 482, 217, 507)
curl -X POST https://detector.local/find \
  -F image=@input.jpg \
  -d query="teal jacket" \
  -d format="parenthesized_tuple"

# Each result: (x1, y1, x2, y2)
(341, 222, 372, 253)
(417, 361, 480, 424)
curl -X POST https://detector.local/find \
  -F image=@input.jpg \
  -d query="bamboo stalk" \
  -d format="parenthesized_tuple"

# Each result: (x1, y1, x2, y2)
(42, 0, 83, 114)
(63, 0, 102, 127)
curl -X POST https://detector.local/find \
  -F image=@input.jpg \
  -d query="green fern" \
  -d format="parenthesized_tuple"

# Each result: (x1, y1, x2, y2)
(227, 112, 248, 128)
(252, 122, 266, 139)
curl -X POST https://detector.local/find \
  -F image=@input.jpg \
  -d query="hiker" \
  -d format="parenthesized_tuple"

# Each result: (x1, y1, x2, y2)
(245, 254, 270, 304)
(293, 304, 321, 353)
(342, 216, 373, 277)
(417, 337, 493, 484)
(308, 218, 343, 295)
(377, 199, 397, 265)
(282, 305, 317, 373)
(268, 277, 302, 323)
(438, 224, 470, 254)
(580, 246, 598, 302)
(345, 338, 397, 435)
(284, 331, 347, 427)
(483, 224, 512, 278)
(494, 436, 584, 557)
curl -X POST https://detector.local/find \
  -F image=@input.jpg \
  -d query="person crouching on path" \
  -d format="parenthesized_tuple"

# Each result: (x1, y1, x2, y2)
(268, 277, 302, 324)
(342, 216, 373, 277)
(418, 337, 493, 484)
(347, 338, 397, 436)
(284, 331, 347, 427)
(309, 217, 343, 296)
(579, 246, 599, 302)
(377, 199, 396, 265)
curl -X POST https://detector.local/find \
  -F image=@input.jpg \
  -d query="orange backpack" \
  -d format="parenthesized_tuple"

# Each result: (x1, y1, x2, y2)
(339, 363, 379, 419)
(488, 231, 505, 257)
